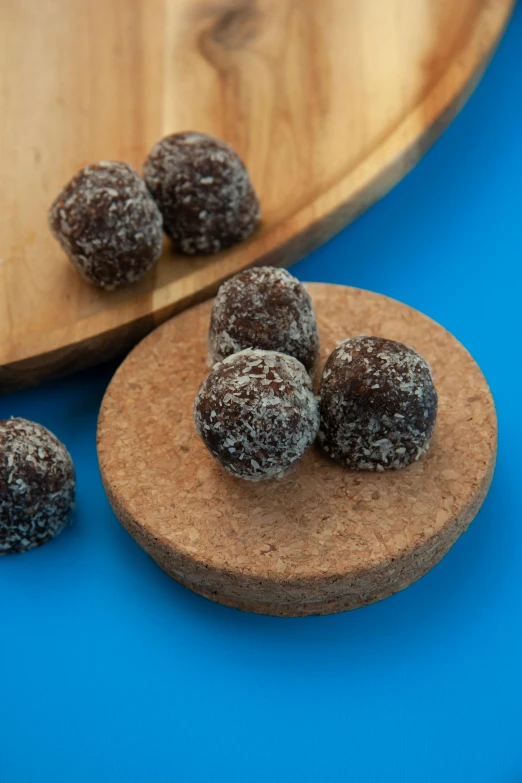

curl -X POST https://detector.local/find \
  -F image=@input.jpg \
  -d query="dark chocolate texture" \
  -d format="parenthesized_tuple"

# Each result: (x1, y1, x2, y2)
(208, 267, 319, 372)
(194, 349, 319, 481)
(49, 161, 163, 290)
(318, 336, 437, 470)
(143, 132, 260, 255)
(0, 418, 76, 554)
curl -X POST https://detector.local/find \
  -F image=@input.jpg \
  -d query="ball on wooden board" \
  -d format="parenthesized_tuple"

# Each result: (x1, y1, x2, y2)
(49, 161, 163, 290)
(143, 131, 260, 255)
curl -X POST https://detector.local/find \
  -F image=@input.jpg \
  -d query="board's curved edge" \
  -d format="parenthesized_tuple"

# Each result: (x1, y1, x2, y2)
(0, 0, 514, 393)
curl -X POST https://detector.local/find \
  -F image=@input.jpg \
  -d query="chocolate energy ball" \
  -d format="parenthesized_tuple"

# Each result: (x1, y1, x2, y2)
(49, 161, 163, 290)
(0, 418, 76, 554)
(318, 336, 437, 470)
(143, 131, 260, 254)
(208, 267, 319, 373)
(194, 349, 319, 481)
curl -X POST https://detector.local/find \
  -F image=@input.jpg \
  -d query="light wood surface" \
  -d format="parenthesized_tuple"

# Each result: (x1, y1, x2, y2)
(97, 284, 497, 616)
(0, 0, 514, 391)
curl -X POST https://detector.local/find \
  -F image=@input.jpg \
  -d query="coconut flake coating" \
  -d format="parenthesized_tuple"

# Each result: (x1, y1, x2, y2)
(0, 418, 76, 554)
(318, 336, 438, 470)
(194, 349, 319, 481)
(49, 161, 164, 290)
(143, 132, 260, 255)
(208, 267, 319, 372)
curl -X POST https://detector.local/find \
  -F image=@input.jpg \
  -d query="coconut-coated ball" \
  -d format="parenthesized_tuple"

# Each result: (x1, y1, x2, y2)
(0, 418, 76, 554)
(49, 161, 164, 290)
(208, 267, 319, 373)
(143, 131, 260, 255)
(318, 336, 437, 470)
(194, 349, 319, 481)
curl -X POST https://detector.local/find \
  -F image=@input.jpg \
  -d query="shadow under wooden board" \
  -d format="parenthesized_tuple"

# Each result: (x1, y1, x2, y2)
(0, 0, 514, 392)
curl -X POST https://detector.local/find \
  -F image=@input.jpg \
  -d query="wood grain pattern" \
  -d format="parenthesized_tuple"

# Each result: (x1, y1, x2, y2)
(0, 0, 514, 391)
(97, 284, 497, 616)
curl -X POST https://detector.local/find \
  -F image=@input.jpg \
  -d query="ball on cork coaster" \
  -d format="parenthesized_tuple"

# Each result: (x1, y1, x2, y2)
(97, 284, 497, 617)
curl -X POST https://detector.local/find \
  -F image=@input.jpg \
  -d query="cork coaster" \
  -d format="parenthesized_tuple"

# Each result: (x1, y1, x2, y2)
(97, 284, 497, 616)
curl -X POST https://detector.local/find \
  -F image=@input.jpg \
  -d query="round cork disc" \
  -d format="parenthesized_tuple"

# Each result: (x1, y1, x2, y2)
(97, 284, 497, 617)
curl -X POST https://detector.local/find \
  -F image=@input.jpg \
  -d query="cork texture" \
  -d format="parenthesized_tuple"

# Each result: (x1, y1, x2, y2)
(97, 284, 497, 616)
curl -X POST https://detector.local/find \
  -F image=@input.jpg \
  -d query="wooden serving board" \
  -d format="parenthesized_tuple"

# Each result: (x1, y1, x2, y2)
(97, 284, 497, 617)
(0, 0, 514, 391)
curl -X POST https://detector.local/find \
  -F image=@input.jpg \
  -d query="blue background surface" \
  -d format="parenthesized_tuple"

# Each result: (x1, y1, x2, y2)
(1, 10, 521, 783)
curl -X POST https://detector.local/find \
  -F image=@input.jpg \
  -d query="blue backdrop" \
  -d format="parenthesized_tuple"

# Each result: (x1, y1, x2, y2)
(1, 9, 521, 783)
